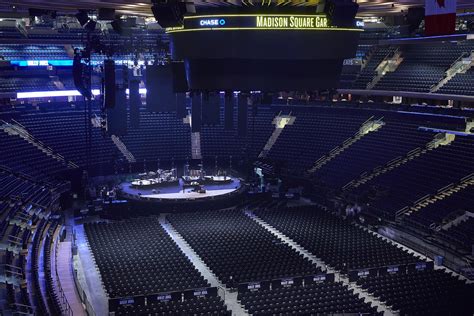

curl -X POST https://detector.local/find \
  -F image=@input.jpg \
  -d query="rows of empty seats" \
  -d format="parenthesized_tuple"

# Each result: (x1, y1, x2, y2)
(43, 222, 62, 316)
(0, 131, 70, 178)
(255, 206, 419, 272)
(351, 46, 396, 89)
(84, 216, 210, 298)
(168, 209, 384, 315)
(0, 21, 21, 39)
(115, 296, 231, 316)
(168, 209, 321, 288)
(315, 113, 435, 188)
(0, 199, 34, 315)
(238, 281, 379, 315)
(356, 269, 474, 315)
(438, 68, 474, 96)
(404, 185, 474, 231)
(0, 77, 58, 93)
(353, 136, 474, 218)
(266, 107, 373, 174)
(200, 105, 277, 159)
(120, 111, 191, 161)
(17, 109, 119, 168)
(437, 216, 474, 252)
(255, 206, 474, 314)
(0, 170, 53, 207)
(0, 45, 70, 60)
(373, 42, 473, 93)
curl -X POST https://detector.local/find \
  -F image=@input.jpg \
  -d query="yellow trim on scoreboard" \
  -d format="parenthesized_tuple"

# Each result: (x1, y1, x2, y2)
(166, 27, 362, 33)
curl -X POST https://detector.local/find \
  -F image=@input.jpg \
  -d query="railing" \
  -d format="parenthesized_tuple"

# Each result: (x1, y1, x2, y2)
(72, 228, 96, 316)
(429, 52, 471, 92)
(55, 227, 73, 316)
(461, 172, 474, 183)
(9, 119, 79, 168)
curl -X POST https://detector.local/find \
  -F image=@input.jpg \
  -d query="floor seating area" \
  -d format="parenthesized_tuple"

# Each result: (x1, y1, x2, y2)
(168, 209, 321, 288)
(114, 296, 231, 316)
(238, 281, 379, 315)
(84, 216, 210, 298)
(255, 205, 474, 314)
(356, 269, 474, 315)
(255, 206, 419, 272)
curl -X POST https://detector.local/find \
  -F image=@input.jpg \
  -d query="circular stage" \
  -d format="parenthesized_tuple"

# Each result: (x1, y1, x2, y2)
(120, 176, 242, 201)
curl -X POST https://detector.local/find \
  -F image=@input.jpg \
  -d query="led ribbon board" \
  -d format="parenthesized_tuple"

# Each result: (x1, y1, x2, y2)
(166, 14, 362, 33)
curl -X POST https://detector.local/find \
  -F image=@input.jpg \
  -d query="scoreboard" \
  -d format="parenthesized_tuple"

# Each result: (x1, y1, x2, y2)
(167, 14, 362, 33)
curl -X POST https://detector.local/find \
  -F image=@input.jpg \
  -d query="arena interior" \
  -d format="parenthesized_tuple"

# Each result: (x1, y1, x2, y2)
(1, 0, 474, 315)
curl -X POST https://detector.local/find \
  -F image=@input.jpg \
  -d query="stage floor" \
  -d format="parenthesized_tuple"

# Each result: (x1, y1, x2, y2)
(120, 177, 241, 200)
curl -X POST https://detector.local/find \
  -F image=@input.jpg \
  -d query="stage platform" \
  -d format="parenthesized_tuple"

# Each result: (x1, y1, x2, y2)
(120, 177, 242, 201)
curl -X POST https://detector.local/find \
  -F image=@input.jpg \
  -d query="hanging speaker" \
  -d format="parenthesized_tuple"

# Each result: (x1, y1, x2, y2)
(150, 0, 194, 28)
(129, 78, 141, 129)
(191, 92, 202, 133)
(237, 93, 248, 137)
(106, 85, 127, 136)
(104, 59, 116, 108)
(146, 64, 176, 112)
(73, 54, 91, 99)
(324, 0, 359, 28)
(224, 91, 233, 130)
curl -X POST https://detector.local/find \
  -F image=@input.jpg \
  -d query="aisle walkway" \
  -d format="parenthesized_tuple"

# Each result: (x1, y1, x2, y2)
(245, 210, 397, 316)
(159, 214, 248, 316)
(56, 241, 86, 316)
(74, 224, 108, 316)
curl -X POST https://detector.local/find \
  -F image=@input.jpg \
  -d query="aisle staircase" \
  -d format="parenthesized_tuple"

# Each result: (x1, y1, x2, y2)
(111, 135, 136, 163)
(367, 48, 403, 89)
(1, 120, 78, 169)
(258, 113, 296, 159)
(343, 132, 455, 191)
(431, 51, 474, 93)
(441, 210, 474, 231)
(308, 117, 384, 173)
(396, 173, 474, 219)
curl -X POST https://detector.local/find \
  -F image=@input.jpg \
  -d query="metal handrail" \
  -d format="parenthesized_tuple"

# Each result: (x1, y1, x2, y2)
(54, 227, 73, 316)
